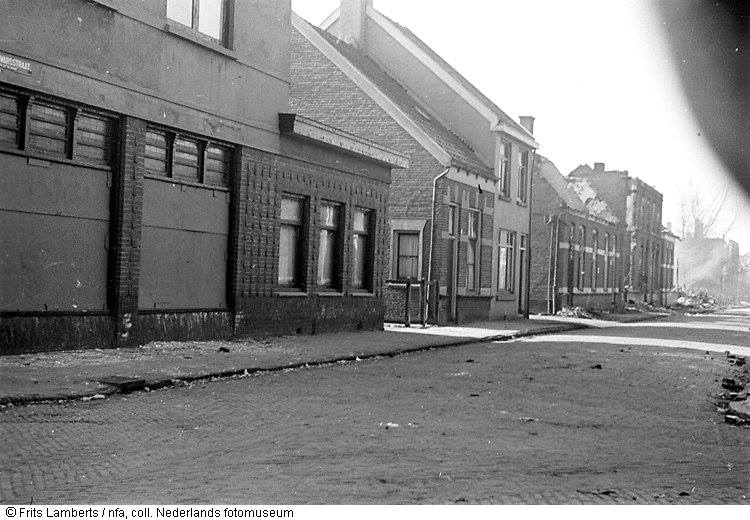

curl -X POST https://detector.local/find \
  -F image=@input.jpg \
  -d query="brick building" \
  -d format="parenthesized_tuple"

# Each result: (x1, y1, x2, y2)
(529, 155, 621, 313)
(0, 0, 406, 354)
(291, 0, 538, 323)
(570, 163, 675, 305)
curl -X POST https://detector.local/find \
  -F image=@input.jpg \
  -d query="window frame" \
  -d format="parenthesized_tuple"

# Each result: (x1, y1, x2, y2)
(317, 201, 343, 291)
(0, 84, 118, 169)
(517, 149, 529, 204)
(277, 194, 306, 290)
(351, 208, 374, 292)
(166, 0, 230, 46)
(497, 229, 516, 294)
(578, 225, 586, 291)
(144, 124, 232, 188)
(466, 210, 479, 291)
(395, 231, 421, 281)
(499, 140, 512, 199)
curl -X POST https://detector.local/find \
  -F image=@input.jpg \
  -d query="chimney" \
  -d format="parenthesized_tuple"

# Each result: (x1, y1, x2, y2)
(519, 115, 535, 135)
(338, 0, 372, 48)
(594, 162, 605, 173)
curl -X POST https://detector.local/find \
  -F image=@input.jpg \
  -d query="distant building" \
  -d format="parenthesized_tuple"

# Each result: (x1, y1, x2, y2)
(529, 155, 621, 313)
(676, 234, 742, 300)
(292, 0, 538, 323)
(0, 0, 406, 353)
(570, 163, 673, 305)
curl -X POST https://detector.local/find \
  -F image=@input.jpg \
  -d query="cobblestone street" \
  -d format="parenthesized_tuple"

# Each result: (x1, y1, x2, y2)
(1, 312, 748, 504)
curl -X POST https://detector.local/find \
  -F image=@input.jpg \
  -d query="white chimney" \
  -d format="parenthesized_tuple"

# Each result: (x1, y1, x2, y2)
(338, 0, 373, 48)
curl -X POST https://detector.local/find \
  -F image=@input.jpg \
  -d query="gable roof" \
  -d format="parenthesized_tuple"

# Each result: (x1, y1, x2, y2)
(321, 6, 537, 148)
(536, 155, 618, 225)
(292, 13, 493, 178)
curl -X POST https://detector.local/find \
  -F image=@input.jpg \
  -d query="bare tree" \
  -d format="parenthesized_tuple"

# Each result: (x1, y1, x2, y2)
(679, 185, 739, 239)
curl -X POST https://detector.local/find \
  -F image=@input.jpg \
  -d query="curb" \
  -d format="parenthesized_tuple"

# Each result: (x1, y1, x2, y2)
(0, 323, 585, 408)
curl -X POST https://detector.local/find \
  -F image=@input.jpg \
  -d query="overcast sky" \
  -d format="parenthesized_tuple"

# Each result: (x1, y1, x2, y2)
(292, 0, 750, 253)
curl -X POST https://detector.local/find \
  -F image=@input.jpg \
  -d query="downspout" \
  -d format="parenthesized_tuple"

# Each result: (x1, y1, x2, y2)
(524, 150, 536, 318)
(551, 215, 560, 314)
(426, 167, 451, 322)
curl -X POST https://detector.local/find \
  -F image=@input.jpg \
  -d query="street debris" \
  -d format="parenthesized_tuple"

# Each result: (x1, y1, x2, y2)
(217, 346, 230, 353)
(81, 394, 105, 401)
(721, 378, 745, 392)
(590, 364, 603, 369)
(556, 306, 593, 319)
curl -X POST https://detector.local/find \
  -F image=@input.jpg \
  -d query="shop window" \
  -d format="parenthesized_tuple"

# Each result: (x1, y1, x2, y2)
(395, 232, 420, 280)
(317, 202, 341, 289)
(278, 196, 305, 288)
(352, 209, 372, 290)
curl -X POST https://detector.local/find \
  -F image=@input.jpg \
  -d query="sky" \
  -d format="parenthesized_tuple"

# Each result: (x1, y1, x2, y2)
(291, 0, 750, 253)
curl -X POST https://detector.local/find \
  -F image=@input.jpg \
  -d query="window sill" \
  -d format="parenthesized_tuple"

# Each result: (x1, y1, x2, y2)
(144, 173, 229, 192)
(163, 22, 237, 59)
(316, 291, 343, 297)
(276, 291, 308, 298)
(350, 291, 375, 298)
(0, 146, 113, 172)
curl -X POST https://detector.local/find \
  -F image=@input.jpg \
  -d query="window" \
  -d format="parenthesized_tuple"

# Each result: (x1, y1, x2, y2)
(317, 203, 341, 288)
(167, 0, 228, 43)
(519, 233, 527, 295)
(517, 150, 529, 203)
(144, 126, 231, 187)
(0, 91, 21, 148)
(448, 205, 457, 236)
(0, 86, 117, 167)
(352, 209, 372, 290)
(497, 229, 515, 292)
(611, 235, 617, 289)
(396, 232, 420, 280)
(603, 233, 610, 290)
(467, 212, 479, 290)
(578, 226, 585, 290)
(278, 196, 304, 288)
(29, 102, 69, 158)
(592, 229, 599, 289)
(499, 141, 512, 198)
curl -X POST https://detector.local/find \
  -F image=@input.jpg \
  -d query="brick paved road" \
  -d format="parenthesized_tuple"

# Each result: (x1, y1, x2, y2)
(1, 312, 748, 504)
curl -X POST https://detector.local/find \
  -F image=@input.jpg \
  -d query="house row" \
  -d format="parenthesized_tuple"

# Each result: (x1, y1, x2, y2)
(0, 0, 676, 354)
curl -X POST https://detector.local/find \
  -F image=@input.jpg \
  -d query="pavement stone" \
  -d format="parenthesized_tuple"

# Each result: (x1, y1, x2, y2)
(0, 318, 589, 406)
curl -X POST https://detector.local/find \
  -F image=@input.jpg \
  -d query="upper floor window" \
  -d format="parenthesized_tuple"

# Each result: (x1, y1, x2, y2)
(499, 141, 512, 198)
(517, 150, 529, 203)
(167, 0, 228, 44)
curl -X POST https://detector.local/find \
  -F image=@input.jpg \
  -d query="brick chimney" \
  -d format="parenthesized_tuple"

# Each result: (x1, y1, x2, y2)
(519, 115, 535, 135)
(594, 162, 605, 173)
(338, 0, 372, 48)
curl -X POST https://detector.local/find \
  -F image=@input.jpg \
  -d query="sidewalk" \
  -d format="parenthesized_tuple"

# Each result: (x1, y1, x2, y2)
(0, 318, 594, 406)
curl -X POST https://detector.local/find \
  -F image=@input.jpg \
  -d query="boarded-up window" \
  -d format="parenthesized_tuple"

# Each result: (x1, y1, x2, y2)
(0, 92, 21, 148)
(173, 136, 200, 182)
(204, 143, 231, 187)
(145, 129, 170, 176)
(29, 102, 69, 158)
(76, 111, 115, 166)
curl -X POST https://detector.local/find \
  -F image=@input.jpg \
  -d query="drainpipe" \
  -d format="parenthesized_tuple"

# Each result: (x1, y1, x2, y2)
(426, 167, 451, 323)
(524, 150, 536, 318)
